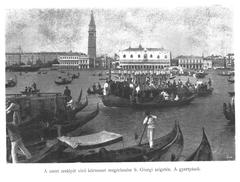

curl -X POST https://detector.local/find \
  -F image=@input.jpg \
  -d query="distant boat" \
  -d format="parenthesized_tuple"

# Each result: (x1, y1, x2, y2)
(6, 65, 40, 72)
(55, 76, 72, 85)
(5, 75, 17, 88)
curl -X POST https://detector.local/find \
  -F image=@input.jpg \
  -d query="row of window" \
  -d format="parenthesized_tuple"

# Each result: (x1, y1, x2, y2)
(121, 65, 169, 70)
(122, 54, 168, 59)
(59, 56, 85, 59)
(60, 61, 89, 65)
(179, 59, 203, 64)
(179, 64, 203, 69)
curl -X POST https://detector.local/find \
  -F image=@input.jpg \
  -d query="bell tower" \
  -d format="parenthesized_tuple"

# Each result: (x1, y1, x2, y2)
(88, 11, 96, 68)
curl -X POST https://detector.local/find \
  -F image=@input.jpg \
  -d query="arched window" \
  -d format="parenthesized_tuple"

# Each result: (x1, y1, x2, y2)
(123, 54, 126, 58)
(157, 55, 160, 59)
(130, 54, 133, 58)
(138, 54, 141, 58)
(150, 54, 153, 58)
(165, 55, 167, 59)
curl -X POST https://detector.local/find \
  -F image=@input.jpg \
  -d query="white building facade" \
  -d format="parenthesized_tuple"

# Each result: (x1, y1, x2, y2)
(118, 45, 171, 71)
(56, 52, 89, 69)
(202, 59, 213, 70)
(177, 56, 204, 70)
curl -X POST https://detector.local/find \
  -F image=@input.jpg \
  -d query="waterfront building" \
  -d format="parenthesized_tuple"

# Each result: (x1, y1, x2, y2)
(177, 55, 203, 70)
(202, 59, 213, 70)
(204, 55, 225, 69)
(88, 11, 96, 68)
(54, 52, 89, 69)
(118, 45, 171, 71)
(5, 52, 59, 66)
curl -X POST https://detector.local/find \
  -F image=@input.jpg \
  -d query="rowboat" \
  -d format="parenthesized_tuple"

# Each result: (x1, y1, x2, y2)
(185, 128, 213, 161)
(197, 88, 214, 97)
(223, 103, 235, 123)
(58, 131, 123, 150)
(59, 122, 183, 162)
(102, 94, 195, 108)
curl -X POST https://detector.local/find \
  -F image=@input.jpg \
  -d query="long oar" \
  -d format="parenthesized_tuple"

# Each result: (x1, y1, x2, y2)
(138, 123, 148, 145)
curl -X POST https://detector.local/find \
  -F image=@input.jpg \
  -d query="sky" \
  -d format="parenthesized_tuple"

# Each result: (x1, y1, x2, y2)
(5, 6, 233, 57)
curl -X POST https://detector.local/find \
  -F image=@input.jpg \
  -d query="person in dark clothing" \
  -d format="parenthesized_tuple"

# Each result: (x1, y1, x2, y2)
(63, 86, 71, 101)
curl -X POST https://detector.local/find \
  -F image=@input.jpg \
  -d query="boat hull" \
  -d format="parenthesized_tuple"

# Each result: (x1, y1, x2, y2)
(102, 95, 195, 108)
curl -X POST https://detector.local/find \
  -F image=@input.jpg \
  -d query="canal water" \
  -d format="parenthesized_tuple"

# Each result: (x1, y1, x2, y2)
(6, 70, 235, 161)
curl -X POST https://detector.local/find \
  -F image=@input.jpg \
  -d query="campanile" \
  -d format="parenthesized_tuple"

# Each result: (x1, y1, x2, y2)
(88, 11, 96, 68)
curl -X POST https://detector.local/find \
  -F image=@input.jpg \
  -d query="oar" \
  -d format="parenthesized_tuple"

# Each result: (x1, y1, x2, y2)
(138, 123, 148, 145)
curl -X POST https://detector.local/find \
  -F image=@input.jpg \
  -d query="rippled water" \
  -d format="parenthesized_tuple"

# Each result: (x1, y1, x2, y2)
(6, 70, 235, 161)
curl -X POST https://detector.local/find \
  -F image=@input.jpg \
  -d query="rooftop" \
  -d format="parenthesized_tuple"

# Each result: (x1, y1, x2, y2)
(122, 44, 167, 52)
(176, 55, 203, 59)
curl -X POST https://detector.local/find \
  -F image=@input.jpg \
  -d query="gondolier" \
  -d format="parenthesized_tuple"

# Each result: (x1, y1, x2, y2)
(143, 111, 157, 148)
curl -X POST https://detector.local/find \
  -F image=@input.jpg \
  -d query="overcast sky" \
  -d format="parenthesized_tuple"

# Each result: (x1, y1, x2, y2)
(5, 6, 233, 57)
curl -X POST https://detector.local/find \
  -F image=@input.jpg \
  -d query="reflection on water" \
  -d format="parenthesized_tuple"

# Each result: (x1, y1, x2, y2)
(6, 70, 235, 160)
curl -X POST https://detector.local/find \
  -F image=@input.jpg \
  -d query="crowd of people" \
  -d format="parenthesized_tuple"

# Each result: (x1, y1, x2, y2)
(103, 73, 212, 103)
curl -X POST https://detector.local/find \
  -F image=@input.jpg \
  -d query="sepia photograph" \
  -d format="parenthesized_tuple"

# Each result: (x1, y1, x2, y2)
(3, 2, 236, 166)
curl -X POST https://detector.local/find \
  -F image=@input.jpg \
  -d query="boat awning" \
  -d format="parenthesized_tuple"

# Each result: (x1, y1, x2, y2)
(58, 131, 123, 149)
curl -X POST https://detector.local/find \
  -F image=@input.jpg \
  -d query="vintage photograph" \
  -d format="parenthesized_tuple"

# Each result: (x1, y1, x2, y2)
(5, 6, 235, 163)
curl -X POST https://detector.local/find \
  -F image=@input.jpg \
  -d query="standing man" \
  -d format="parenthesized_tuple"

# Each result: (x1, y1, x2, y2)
(63, 86, 71, 102)
(6, 100, 32, 163)
(143, 111, 157, 148)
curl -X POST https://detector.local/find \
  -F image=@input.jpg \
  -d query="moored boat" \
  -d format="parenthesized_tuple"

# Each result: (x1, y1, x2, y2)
(59, 122, 183, 162)
(185, 128, 213, 161)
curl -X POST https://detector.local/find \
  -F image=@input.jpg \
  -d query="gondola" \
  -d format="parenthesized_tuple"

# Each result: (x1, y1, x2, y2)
(71, 73, 80, 79)
(223, 103, 235, 123)
(102, 94, 195, 108)
(197, 88, 214, 97)
(227, 78, 234, 83)
(18, 103, 99, 145)
(6, 75, 17, 88)
(21, 89, 40, 95)
(87, 88, 103, 95)
(6, 80, 17, 88)
(185, 128, 213, 161)
(194, 72, 207, 79)
(58, 122, 183, 162)
(18, 139, 67, 163)
(228, 91, 235, 97)
(55, 77, 72, 85)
